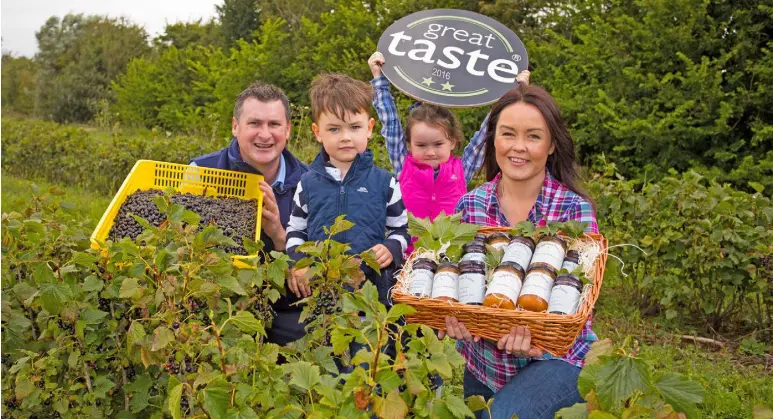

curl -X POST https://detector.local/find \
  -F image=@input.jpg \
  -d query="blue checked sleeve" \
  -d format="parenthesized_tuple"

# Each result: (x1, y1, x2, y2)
(462, 113, 489, 183)
(371, 75, 408, 175)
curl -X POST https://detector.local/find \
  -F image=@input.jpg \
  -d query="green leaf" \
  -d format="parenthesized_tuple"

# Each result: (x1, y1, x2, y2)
(168, 377, 183, 419)
(82, 276, 104, 292)
(386, 304, 415, 323)
(465, 395, 489, 413)
(330, 327, 355, 355)
(585, 339, 614, 365)
(654, 373, 704, 414)
(360, 250, 381, 275)
(408, 214, 433, 237)
(283, 361, 321, 392)
(80, 309, 108, 324)
(374, 390, 409, 419)
(588, 412, 617, 419)
(119, 277, 141, 299)
(577, 362, 602, 398)
(426, 352, 453, 378)
(33, 262, 56, 284)
(230, 311, 265, 335)
(38, 282, 72, 314)
(444, 394, 475, 418)
(556, 403, 589, 419)
(202, 378, 231, 419)
(219, 276, 247, 295)
(595, 357, 652, 411)
(749, 182, 765, 193)
(127, 321, 146, 352)
(328, 215, 355, 236)
(151, 326, 175, 351)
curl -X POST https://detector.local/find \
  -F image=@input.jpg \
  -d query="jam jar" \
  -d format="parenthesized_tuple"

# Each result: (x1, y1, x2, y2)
(486, 232, 512, 251)
(517, 267, 557, 312)
(561, 250, 581, 274)
(460, 242, 487, 264)
(408, 258, 437, 297)
(547, 274, 583, 315)
(482, 262, 525, 310)
(528, 235, 567, 274)
(458, 260, 487, 305)
(431, 262, 460, 301)
(501, 235, 536, 272)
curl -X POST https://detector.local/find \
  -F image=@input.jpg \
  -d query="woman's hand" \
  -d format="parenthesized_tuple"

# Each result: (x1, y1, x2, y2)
(497, 325, 544, 358)
(438, 317, 481, 343)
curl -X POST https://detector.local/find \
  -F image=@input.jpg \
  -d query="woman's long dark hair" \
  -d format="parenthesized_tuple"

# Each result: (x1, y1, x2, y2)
(482, 84, 589, 200)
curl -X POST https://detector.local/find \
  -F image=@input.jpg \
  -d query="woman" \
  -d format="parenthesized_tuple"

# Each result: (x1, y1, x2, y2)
(440, 85, 598, 419)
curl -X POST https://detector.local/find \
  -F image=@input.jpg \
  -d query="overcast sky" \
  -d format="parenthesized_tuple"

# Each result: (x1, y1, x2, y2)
(2, 0, 220, 57)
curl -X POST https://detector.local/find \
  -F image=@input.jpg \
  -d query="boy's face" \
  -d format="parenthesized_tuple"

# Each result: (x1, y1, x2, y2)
(312, 110, 375, 166)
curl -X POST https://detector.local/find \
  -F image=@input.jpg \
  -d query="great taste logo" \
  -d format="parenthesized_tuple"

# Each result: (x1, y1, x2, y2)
(377, 9, 528, 107)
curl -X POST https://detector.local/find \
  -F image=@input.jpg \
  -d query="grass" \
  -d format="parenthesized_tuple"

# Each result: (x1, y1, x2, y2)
(3, 174, 772, 417)
(1, 175, 111, 222)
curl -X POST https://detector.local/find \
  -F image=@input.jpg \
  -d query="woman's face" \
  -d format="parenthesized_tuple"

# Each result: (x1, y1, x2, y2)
(494, 102, 554, 183)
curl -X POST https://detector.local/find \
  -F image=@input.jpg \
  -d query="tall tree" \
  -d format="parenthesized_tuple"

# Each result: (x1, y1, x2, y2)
(216, 0, 261, 48)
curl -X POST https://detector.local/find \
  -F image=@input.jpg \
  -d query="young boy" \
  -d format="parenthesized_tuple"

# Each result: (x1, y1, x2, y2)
(285, 73, 409, 307)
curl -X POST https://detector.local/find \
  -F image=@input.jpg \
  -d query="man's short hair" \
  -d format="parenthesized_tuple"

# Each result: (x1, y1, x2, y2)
(309, 73, 372, 122)
(233, 82, 291, 121)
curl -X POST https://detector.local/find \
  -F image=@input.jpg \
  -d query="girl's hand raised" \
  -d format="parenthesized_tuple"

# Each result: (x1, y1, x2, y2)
(368, 51, 385, 78)
(516, 70, 531, 86)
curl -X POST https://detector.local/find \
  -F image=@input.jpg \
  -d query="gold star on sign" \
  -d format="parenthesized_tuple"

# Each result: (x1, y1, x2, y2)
(421, 77, 435, 87)
(441, 82, 454, 91)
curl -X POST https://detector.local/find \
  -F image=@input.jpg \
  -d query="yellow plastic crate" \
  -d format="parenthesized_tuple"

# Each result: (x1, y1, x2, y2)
(91, 160, 263, 267)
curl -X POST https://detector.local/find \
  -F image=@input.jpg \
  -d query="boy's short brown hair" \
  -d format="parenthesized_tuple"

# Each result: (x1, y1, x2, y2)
(310, 73, 373, 122)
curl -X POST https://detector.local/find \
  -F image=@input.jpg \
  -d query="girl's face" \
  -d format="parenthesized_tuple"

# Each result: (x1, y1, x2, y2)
(409, 122, 456, 169)
(494, 102, 554, 183)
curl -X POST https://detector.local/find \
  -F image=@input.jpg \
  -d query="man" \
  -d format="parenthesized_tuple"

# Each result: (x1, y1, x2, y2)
(190, 82, 308, 345)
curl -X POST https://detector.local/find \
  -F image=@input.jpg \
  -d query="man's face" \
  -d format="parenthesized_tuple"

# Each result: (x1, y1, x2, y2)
(232, 98, 291, 170)
(312, 110, 375, 167)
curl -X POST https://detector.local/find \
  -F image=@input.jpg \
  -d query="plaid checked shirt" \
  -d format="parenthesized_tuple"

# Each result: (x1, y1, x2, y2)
(371, 75, 488, 183)
(454, 171, 599, 392)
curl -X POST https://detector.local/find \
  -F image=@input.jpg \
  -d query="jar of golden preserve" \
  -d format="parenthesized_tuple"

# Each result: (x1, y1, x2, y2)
(547, 274, 583, 315)
(517, 267, 557, 312)
(483, 262, 525, 310)
(431, 262, 460, 301)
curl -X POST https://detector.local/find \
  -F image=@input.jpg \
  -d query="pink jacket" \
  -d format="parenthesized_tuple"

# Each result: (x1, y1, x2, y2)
(398, 154, 468, 255)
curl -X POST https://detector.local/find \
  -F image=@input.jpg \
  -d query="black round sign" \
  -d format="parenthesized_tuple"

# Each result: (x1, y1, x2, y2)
(377, 9, 528, 108)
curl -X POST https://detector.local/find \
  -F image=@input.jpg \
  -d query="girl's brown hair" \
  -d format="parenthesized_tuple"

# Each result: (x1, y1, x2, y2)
(405, 104, 464, 151)
(483, 84, 589, 199)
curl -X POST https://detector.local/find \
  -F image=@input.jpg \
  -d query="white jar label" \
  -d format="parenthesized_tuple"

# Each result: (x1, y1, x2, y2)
(458, 272, 486, 304)
(490, 241, 509, 251)
(431, 271, 458, 300)
(547, 284, 581, 314)
(530, 241, 566, 271)
(520, 271, 555, 301)
(561, 260, 580, 274)
(408, 269, 434, 297)
(485, 271, 523, 303)
(502, 242, 533, 270)
(461, 252, 486, 264)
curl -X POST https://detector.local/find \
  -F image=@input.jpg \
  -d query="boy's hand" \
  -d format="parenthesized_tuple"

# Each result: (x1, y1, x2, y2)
(370, 244, 393, 268)
(516, 70, 531, 86)
(368, 52, 385, 78)
(288, 267, 311, 298)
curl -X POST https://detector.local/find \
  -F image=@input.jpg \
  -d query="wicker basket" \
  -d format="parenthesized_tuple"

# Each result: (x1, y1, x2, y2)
(391, 226, 608, 357)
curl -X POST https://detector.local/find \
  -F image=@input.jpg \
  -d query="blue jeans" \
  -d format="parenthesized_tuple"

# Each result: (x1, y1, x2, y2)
(463, 360, 584, 419)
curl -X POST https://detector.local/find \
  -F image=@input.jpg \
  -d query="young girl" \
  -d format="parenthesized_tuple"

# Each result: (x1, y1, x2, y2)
(367, 52, 530, 253)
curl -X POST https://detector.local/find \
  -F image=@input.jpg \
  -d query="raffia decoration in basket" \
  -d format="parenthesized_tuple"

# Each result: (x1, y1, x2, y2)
(391, 226, 608, 357)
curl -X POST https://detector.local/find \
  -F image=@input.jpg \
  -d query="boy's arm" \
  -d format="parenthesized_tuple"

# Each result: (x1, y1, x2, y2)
(382, 177, 410, 266)
(372, 75, 408, 175)
(285, 180, 309, 262)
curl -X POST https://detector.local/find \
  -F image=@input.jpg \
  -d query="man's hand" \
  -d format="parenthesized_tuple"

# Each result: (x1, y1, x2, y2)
(288, 267, 311, 298)
(516, 70, 531, 86)
(259, 181, 285, 250)
(369, 244, 393, 268)
(368, 52, 385, 78)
